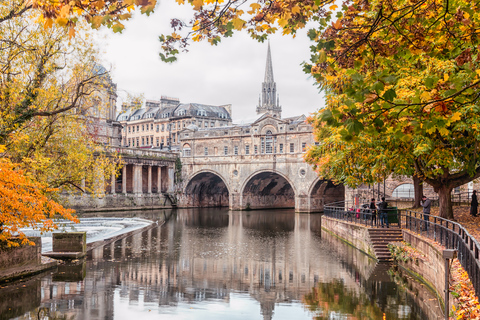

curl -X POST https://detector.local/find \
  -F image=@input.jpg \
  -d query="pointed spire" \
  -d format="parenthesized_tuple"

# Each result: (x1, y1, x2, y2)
(264, 41, 274, 83)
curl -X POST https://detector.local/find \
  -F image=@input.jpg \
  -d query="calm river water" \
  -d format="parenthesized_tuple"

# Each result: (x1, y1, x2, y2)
(2, 208, 443, 320)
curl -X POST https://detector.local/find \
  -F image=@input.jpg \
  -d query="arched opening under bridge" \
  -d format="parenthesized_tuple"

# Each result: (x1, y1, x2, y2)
(242, 171, 295, 210)
(183, 172, 229, 207)
(309, 180, 345, 212)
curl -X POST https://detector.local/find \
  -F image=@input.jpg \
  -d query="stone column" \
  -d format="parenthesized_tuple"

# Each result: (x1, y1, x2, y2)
(157, 166, 162, 193)
(147, 166, 152, 194)
(229, 192, 242, 211)
(133, 164, 143, 194)
(111, 173, 116, 194)
(295, 194, 310, 213)
(167, 167, 174, 192)
(122, 165, 127, 194)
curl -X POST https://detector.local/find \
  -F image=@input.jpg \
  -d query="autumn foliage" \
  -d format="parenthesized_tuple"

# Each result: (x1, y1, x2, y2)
(0, 147, 78, 247)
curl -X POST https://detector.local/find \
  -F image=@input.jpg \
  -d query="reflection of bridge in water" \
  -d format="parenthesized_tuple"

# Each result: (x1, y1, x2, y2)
(5, 209, 442, 320)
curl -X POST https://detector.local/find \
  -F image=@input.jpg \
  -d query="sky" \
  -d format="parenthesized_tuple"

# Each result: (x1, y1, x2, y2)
(98, 0, 325, 121)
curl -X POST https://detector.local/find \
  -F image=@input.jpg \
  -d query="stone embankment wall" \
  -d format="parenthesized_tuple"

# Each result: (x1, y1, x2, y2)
(399, 230, 448, 305)
(321, 216, 376, 259)
(64, 193, 174, 212)
(321, 215, 448, 310)
(0, 238, 57, 283)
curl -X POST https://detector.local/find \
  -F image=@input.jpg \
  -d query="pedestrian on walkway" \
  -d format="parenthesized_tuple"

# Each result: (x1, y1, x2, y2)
(471, 190, 478, 217)
(377, 197, 388, 228)
(421, 195, 431, 231)
(369, 198, 377, 226)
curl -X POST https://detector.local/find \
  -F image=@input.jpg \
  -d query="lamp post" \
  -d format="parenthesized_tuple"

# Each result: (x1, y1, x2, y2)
(443, 249, 457, 320)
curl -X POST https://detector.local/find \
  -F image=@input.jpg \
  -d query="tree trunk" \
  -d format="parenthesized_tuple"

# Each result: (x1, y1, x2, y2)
(413, 175, 423, 208)
(438, 185, 454, 220)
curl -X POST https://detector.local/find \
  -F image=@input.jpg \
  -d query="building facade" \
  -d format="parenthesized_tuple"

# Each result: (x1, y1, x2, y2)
(117, 97, 232, 150)
(177, 43, 345, 212)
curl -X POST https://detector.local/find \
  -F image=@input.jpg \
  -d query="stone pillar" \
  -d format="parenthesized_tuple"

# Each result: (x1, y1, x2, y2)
(147, 166, 152, 194)
(122, 165, 127, 194)
(167, 167, 174, 192)
(157, 166, 162, 194)
(111, 173, 116, 194)
(133, 164, 143, 194)
(229, 192, 242, 211)
(295, 194, 310, 213)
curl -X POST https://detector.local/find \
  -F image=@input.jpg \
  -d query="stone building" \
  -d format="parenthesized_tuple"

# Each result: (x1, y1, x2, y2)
(84, 65, 122, 147)
(117, 96, 232, 150)
(177, 43, 345, 212)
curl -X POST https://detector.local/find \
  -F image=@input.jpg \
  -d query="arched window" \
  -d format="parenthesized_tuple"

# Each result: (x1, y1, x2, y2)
(392, 184, 414, 198)
(265, 130, 273, 154)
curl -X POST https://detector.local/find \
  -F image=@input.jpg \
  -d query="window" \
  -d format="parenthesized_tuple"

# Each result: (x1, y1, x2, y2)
(279, 143, 283, 153)
(254, 145, 258, 154)
(183, 148, 191, 156)
(156, 125, 159, 132)
(128, 126, 131, 133)
(136, 137, 139, 146)
(172, 133, 176, 143)
(161, 137, 164, 143)
(156, 138, 159, 146)
(132, 126, 135, 133)
(142, 124, 144, 131)
(210, 122, 214, 127)
(245, 145, 250, 155)
(290, 143, 295, 153)
(136, 125, 139, 132)
(265, 130, 273, 154)
(224, 146, 228, 155)
(204, 147, 208, 155)
(261, 137, 265, 154)
(302, 142, 307, 152)
(161, 124, 165, 132)
(142, 137, 145, 146)
(173, 123, 176, 130)
(234, 146, 238, 155)
(128, 138, 131, 146)
(204, 122, 208, 128)
(151, 124, 153, 130)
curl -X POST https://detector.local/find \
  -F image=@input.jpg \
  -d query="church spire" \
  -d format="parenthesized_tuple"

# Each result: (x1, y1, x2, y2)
(256, 42, 282, 118)
(264, 42, 274, 83)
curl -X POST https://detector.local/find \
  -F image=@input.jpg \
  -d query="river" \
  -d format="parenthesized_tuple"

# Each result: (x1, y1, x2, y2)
(1, 208, 443, 320)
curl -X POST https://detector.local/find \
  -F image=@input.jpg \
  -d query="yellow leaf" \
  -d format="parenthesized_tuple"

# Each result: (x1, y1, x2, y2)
(439, 127, 449, 136)
(44, 18, 53, 29)
(55, 17, 68, 26)
(250, 3, 261, 10)
(192, 0, 203, 10)
(232, 18, 245, 30)
(278, 18, 288, 27)
(451, 112, 461, 122)
(420, 91, 431, 101)
(332, 20, 342, 29)
(68, 27, 75, 39)
(444, 73, 449, 81)
(329, 4, 338, 10)
(292, 6, 300, 14)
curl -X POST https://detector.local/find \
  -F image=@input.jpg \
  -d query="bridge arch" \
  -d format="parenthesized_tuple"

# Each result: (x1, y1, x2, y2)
(308, 178, 345, 212)
(240, 170, 297, 210)
(182, 170, 230, 207)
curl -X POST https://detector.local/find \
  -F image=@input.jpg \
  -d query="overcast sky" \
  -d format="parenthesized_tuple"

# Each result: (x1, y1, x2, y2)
(98, 0, 325, 121)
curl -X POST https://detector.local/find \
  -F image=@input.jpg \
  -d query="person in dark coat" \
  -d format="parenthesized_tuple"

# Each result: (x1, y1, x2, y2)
(377, 197, 388, 228)
(421, 195, 431, 231)
(369, 198, 377, 226)
(471, 190, 478, 217)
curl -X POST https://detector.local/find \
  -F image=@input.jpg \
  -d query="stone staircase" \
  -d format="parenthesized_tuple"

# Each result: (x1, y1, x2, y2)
(368, 228, 403, 261)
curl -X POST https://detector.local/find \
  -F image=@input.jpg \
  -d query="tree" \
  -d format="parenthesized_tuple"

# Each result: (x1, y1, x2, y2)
(0, 2, 120, 244)
(0, 145, 78, 247)
(1, 0, 157, 34)
(162, 0, 480, 219)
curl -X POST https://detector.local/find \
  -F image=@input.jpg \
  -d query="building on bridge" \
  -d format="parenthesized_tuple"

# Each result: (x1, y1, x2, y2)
(177, 43, 345, 212)
(117, 96, 232, 150)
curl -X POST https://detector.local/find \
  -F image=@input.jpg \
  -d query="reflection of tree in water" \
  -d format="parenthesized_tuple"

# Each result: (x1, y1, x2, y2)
(302, 279, 385, 320)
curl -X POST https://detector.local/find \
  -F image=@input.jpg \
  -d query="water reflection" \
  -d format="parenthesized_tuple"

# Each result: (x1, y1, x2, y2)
(2, 208, 441, 320)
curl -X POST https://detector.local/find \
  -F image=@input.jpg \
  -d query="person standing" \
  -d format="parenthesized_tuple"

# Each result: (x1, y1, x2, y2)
(471, 190, 478, 217)
(377, 197, 388, 228)
(369, 198, 377, 226)
(421, 195, 431, 231)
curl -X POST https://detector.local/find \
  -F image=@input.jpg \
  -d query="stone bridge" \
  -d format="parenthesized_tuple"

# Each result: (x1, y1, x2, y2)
(178, 153, 344, 213)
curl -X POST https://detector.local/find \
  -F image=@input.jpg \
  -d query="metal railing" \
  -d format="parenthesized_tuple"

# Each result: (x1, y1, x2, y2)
(324, 201, 401, 228)
(404, 210, 480, 297)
